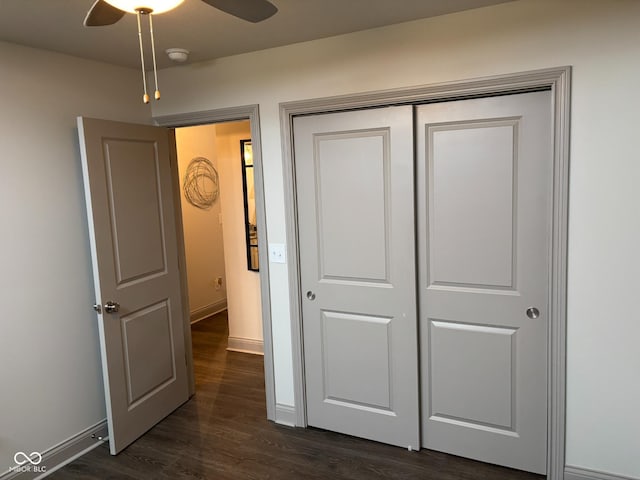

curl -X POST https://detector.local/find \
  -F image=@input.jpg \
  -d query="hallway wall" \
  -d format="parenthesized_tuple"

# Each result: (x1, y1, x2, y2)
(215, 121, 263, 353)
(176, 125, 227, 321)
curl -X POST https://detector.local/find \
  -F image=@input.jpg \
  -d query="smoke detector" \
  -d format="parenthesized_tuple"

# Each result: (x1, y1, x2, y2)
(166, 48, 189, 63)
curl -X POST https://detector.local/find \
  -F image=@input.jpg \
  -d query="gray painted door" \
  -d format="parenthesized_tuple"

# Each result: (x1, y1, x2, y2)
(78, 117, 189, 454)
(294, 106, 420, 449)
(416, 91, 552, 474)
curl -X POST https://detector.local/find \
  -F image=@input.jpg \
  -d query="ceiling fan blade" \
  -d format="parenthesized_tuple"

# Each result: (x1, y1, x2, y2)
(84, 0, 126, 27)
(201, 0, 278, 23)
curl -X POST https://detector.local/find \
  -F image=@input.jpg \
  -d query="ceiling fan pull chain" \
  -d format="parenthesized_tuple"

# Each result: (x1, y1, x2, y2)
(136, 10, 150, 104)
(148, 13, 161, 100)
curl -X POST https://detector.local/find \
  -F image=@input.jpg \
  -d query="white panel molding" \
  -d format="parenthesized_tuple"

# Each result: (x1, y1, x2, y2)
(154, 104, 277, 422)
(0, 420, 108, 480)
(429, 320, 516, 430)
(314, 129, 391, 283)
(190, 300, 227, 324)
(274, 403, 297, 427)
(565, 466, 640, 480)
(227, 336, 264, 355)
(280, 66, 571, 479)
(427, 120, 516, 289)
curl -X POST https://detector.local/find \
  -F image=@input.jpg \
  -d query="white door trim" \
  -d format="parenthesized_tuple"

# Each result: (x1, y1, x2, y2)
(279, 67, 571, 480)
(153, 104, 277, 422)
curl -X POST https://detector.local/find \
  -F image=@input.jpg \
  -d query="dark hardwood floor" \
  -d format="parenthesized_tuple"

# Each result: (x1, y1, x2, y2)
(51, 312, 544, 479)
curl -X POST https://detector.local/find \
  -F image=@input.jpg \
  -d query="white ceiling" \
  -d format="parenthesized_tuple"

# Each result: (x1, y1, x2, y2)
(0, 0, 514, 69)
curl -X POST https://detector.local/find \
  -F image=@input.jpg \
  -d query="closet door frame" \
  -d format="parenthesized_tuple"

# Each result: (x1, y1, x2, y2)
(279, 66, 571, 480)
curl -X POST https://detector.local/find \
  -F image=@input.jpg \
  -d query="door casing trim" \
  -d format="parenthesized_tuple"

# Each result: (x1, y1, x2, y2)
(279, 67, 571, 480)
(154, 104, 277, 422)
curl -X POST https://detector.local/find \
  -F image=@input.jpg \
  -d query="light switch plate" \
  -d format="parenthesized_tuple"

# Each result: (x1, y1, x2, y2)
(268, 243, 286, 264)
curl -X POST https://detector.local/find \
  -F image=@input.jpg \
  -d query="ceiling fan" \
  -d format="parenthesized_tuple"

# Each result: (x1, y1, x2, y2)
(83, 0, 278, 103)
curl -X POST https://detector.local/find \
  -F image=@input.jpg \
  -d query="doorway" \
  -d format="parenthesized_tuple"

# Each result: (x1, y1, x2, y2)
(281, 67, 570, 480)
(78, 108, 275, 455)
(154, 105, 277, 422)
(175, 121, 264, 360)
(293, 91, 551, 474)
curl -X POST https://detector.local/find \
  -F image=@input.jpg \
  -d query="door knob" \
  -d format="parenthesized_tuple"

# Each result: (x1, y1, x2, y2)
(306, 291, 316, 301)
(526, 307, 540, 319)
(104, 301, 120, 314)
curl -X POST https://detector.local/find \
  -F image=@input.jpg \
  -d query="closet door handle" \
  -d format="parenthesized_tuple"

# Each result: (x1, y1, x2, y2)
(526, 307, 540, 319)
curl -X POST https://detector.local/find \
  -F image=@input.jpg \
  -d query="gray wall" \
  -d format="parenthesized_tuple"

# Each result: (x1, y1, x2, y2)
(0, 41, 150, 474)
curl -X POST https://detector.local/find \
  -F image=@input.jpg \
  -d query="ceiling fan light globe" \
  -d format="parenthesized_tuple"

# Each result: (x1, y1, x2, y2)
(103, 0, 184, 14)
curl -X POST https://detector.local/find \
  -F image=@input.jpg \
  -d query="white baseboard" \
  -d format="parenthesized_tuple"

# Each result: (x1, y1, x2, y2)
(565, 466, 639, 480)
(0, 420, 108, 480)
(190, 300, 227, 324)
(274, 403, 297, 427)
(227, 336, 264, 355)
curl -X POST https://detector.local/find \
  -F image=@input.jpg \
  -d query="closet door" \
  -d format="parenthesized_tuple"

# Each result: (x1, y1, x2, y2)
(416, 91, 552, 474)
(294, 106, 420, 449)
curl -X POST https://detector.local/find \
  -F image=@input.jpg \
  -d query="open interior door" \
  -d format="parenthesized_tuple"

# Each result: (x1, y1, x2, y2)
(77, 117, 189, 454)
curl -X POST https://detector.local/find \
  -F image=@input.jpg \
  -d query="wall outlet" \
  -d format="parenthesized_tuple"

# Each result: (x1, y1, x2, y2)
(214, 277, 223, 290)
(268, 243, 286, 264)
